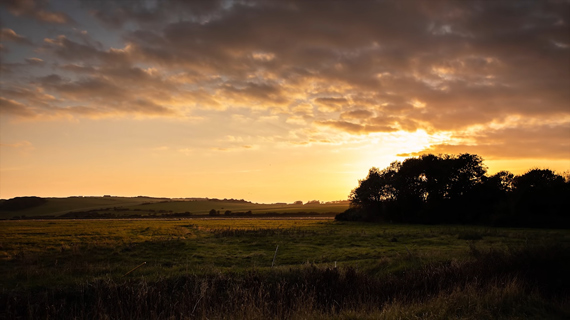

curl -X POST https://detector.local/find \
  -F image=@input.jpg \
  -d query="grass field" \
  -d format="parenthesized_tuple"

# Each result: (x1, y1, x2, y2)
(0, 196, 166, 219)
(1, 219, 569, 318)
(0, 197, 349, 219)
(125, 200, 349, 215)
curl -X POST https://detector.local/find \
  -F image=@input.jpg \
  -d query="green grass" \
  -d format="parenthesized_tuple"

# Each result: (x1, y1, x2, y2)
(1, 219, 568, 319)
(1, 219, 568, 289)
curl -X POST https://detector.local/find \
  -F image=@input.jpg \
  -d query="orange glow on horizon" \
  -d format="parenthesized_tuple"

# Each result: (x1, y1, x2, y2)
(1, 1, 568, 201)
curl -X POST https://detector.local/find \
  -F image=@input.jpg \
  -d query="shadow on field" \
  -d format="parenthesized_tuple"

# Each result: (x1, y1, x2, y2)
(2, 244, 569, 319)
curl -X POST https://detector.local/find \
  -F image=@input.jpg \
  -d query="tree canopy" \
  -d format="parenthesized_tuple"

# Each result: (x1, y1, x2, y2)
(337, 154, 569, 228)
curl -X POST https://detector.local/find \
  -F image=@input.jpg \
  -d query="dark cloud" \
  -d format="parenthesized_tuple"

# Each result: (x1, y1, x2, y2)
(0, 97, 36, 117)
(1, 0, 569, 161)
(58, 63, 97, 74)
(87, 0, 225, 29)
(43, 35, 129, 65)
(222, 81, 286, 105)
(1, 0, 75, 24)
(39, 74, 172, 114)
(95, 0, 567, 128)
(0, 70, 175, 118)
(1, 57, 45, 73)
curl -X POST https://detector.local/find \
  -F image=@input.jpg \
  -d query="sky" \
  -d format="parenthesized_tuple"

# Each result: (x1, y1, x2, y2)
(1, 0, 569, 203)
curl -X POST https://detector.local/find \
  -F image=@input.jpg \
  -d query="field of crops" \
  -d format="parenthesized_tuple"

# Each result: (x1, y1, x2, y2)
(1, 219, 569, 319)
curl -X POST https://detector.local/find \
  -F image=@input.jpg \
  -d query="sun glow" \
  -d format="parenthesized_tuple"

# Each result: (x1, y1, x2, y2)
(1, 0, 568, 202)
(343, 130, 455, 184)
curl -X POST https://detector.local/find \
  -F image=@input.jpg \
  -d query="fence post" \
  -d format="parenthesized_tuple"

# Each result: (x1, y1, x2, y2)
(272, 245, 279, 267)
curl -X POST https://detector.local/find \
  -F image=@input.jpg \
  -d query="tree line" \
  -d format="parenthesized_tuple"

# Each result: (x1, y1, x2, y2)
(336, 154, 570, 228)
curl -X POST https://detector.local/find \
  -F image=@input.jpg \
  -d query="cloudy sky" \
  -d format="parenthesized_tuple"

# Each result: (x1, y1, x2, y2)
(1, 0, 569, 202)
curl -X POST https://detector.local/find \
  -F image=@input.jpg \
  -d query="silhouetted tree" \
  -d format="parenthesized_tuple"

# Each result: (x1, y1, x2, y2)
(338, 154, 569, 228)
(349, 162, 400, 221)
(469, 171, 515, 225)
(511, 168, 569, 227)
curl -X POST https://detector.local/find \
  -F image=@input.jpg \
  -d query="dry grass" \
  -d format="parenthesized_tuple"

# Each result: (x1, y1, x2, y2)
(2, 244, 568, 319)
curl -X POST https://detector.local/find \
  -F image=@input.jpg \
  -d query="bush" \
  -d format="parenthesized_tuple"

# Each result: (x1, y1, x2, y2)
(335, 208, 365, 221)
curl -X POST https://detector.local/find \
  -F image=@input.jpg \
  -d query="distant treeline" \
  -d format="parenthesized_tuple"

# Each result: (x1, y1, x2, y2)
(336, 154, 570, 228)
(207, 198, 252, 203)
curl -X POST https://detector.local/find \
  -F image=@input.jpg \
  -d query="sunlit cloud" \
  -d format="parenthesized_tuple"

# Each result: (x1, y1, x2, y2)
(0, 28, 33, 45)
(0, 0, 568, 201)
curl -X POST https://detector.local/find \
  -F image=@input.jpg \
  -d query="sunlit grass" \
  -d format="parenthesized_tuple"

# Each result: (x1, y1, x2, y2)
(1, 219, 568, 289)
(1, 219, 568, 318)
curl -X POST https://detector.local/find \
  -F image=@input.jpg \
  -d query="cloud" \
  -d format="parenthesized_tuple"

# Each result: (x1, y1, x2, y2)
(222, 81, 287, 106)
(0, 69, 178, 119)
(314, 97, 348, 112)
(1, 0, 74, 24)
(1, 56, 45, 73)
(412, 123, 570, 160)
(0, 97, 40, 118)
(25, 57, 44, 65)
(0, 28, 33, 45)
(1, 0, 569, 161)
(87, 0, 225, 29)
(43, 35, 129, 65)
(40, 76, 176, 116)
(316, 120, 398, 135)
(340, 109, 373, 120)
(37, 0, 569, 125)
(114, 0, 566, 127)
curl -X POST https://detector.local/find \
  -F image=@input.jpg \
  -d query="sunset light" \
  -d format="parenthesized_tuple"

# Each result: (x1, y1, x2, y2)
(1, 0, 569, 202)
(1, 2, 570, 317)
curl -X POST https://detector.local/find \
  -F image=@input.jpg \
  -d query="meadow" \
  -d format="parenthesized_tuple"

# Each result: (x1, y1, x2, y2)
(1, 218, 569, 319)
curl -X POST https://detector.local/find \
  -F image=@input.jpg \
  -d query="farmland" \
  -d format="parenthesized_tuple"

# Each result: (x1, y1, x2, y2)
(1, 218, 569, 319)
(0, 196, 349, 219)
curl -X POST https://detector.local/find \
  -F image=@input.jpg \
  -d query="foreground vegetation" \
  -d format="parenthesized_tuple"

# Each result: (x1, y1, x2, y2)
(1, 219, 568, 318)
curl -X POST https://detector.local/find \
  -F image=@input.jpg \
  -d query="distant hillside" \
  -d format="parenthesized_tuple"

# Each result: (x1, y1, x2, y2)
(0, 196, 166, 219)
(0, 197, 349, 219)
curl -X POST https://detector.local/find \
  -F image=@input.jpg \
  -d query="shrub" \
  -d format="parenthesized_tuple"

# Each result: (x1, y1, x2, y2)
(335, 207, 365, 221)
